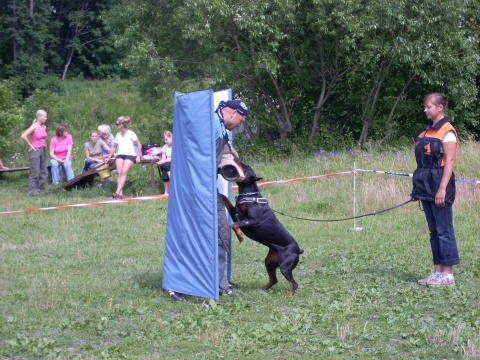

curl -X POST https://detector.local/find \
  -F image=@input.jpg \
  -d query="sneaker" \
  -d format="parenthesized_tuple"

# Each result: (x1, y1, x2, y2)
(417, 272, 440, 286)
(221, 287, 238, 296)
(427, 274, 455, 287)
(167, 290, 185, 301)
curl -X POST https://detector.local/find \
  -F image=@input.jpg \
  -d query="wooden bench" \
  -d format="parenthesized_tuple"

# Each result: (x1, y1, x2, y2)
(0, 165, 52, 174)
(63, 163, 117, 191)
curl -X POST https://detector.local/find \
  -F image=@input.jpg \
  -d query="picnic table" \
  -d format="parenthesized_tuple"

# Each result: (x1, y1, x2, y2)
(108, 157, 161, 188)
(63, 157, 161, 191)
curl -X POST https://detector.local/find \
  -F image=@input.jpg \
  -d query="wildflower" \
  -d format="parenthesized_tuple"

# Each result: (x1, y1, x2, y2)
(329, 152, 336, 158)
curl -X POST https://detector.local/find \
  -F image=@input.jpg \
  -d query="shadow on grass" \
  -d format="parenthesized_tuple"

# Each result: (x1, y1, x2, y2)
(133, 271, 163, 290)
(359, 266, 420, 283)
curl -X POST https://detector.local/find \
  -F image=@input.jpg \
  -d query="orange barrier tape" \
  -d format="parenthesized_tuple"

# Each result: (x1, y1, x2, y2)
(0, 171, 353, 215)
(0, 194, 169, 215)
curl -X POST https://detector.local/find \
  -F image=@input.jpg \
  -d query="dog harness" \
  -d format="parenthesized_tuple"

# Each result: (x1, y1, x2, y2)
(237, 197, 268, 204)
(237, 192, 268, 204)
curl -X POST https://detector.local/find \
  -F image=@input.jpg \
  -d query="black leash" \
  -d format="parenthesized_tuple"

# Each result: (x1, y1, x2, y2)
(271, 199, 413, 222)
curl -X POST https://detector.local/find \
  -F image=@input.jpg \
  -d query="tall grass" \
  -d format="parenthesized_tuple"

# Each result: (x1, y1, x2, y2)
(1, 141, 480, 359)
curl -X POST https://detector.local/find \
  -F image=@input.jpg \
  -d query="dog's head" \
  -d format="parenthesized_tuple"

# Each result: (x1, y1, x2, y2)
(239, 162, 261, 183)
(236, 162, 262, 195)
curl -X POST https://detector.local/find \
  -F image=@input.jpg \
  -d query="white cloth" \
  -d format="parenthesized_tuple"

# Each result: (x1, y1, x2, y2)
(114, 130, 138, 156)
(440, 130, 457, 154)
(161, 144, 172, 159)
(443, 130, 457, 143)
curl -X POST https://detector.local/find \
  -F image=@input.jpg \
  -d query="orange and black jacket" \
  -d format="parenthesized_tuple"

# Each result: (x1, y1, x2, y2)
(411, 116, 458, 204)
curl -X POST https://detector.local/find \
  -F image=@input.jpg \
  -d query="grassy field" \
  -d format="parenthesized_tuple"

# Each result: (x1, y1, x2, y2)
(1, 142, 480, 359)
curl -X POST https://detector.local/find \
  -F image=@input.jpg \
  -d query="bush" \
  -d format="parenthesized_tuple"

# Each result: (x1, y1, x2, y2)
(0, 80, 25, 157)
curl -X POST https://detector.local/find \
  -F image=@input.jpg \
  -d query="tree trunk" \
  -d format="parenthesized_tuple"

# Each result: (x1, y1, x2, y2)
(62, 25, 78, 80)
(268, 73, 292, 140)
(62, 47, 74, 80)
(309, 39, 328, 141)
(12, 0, 17, 64)
(309, 35, 349, 141)
(358, 57, 392, 146)
(62, 0, 88, 80)
(243, 39, 293, 141)
(55, 0, 65, 22)
(378, 74, 417, 145)
(29, 0, 34, 64)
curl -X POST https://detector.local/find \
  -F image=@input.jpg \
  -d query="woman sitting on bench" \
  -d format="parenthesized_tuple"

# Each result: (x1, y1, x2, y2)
(83, 130, 111, 173)
(49, 125, 74, 184)
(156, 130, 173, 195)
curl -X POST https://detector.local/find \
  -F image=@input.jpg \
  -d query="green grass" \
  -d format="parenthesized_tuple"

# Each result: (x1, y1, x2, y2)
(1, 142, 480, 359)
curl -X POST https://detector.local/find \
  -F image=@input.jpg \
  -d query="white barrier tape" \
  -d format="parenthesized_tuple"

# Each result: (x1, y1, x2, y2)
(357, 168, 480, 184)
(356, 168, 413, 177)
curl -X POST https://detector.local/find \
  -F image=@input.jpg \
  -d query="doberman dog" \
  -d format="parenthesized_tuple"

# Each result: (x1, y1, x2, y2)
(221, 163, 304, 296)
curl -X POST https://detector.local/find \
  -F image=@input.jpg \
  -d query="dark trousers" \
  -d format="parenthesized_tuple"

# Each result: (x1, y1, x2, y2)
(28, 148, 48, 193)
(160, 163, 171, 182)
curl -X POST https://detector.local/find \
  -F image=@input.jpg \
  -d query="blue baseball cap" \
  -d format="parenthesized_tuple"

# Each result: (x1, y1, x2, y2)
(226, 100, 248, 118)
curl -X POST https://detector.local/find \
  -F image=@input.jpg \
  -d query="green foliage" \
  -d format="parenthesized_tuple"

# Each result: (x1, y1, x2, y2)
(47, 79, 168, 142)
(0, 81, 25, 155)
(105, 0, 480, 146)
(5, 79, 173, 170)
(0, 0, 58, 94)
(0, 0, 124, 90)
(1, 0, 480, 148)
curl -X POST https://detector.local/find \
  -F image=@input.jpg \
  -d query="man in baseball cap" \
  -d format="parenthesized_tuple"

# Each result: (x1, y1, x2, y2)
(214, 98, 249, 297)
(217, 100, 248, 133)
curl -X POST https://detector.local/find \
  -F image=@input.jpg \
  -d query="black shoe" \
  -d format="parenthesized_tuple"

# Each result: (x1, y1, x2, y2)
(168, 290, 185, 301)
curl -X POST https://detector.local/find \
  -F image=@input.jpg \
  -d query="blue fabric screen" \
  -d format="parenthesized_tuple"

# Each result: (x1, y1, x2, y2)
(162, 89, 219, 300)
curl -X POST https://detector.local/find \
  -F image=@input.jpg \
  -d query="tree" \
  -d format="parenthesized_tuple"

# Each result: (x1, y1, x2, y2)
(52, 0, 121, 80)
(106, 0, 479, 147)
(348, 0, 478, 145)
(0, 0, 122, 87)
(0, 0, 56, 93)
(0, 80, 25, 155)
